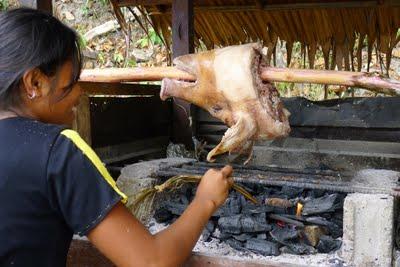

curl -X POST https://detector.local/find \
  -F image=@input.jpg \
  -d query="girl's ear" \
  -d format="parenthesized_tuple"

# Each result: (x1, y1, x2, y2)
(21, 68, 51, 100)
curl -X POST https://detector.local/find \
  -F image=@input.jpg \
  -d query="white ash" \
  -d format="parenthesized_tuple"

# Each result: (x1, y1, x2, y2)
(147, 219, 346, 267)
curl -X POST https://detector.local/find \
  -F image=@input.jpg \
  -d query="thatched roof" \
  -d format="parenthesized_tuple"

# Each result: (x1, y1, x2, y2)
(111, 1, 400, 72)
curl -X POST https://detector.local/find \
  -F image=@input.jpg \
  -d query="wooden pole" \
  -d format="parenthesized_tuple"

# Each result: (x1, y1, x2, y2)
(260, 67, 400, 96)
(171, 0, 194, 148)
(80, 67, 400, 96)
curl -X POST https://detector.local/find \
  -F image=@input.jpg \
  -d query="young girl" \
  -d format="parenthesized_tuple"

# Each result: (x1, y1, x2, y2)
(0, 8, 233, 267)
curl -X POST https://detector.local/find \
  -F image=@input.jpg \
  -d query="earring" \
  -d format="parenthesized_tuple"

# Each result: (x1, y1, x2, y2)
(28, 92, 36, 100)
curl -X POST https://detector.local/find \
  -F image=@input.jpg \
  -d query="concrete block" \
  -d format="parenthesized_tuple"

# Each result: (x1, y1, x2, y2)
(341, 193, 394, 267)
(117, 158, 195, 224)
(393, 250, 400, 267)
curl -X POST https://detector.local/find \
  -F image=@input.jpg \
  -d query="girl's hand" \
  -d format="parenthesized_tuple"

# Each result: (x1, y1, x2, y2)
(195, 165, 233, 211)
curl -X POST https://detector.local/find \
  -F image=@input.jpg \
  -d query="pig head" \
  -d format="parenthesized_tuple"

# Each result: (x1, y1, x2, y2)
(160, 43, 291, 162)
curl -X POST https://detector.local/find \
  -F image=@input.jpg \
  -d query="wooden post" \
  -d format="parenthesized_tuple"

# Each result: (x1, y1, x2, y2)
(19, 0, 52, 13)
(171, 0, 194, 148)
(37, 0, 52, 13)
(72, 94, 92, 146)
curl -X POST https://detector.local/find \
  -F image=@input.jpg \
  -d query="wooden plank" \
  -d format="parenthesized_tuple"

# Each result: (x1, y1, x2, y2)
(67, 239, 115, 267)
(196, 97, 400, 129)
(79, 82, 160, 96)
(95, 136, 169, 164)
(72, 94, 92, 145)
(90, 96, 171, 148)
(185, 253, 303, 267)
(171, 0, 195, 148)
(67, 239, 303, 267)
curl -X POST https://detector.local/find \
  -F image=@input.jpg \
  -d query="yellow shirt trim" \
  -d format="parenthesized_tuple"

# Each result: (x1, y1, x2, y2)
(61, 129, 127, 204)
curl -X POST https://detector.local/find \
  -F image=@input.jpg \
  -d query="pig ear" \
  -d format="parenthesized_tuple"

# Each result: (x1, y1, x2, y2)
(173, 54, 199, 75)
(207, 113, 256, 162)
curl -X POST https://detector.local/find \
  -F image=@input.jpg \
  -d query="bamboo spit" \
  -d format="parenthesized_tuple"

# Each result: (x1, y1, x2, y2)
(80, 66, 400, 96)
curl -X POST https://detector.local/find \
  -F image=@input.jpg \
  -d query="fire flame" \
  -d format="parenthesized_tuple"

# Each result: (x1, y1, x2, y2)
(296, 202, 303, 217)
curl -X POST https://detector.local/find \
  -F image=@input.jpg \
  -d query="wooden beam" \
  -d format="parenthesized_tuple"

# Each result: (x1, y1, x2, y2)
(115, 0, 169, 5)
(80, 68, 193, 83)
(115, 0, 400, 10)
(79, 81, 161, 96)
(171, 0, 194, 148)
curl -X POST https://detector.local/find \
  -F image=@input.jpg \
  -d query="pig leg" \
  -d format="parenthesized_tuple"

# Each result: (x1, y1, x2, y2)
(229, 140, 254, 165)
(243, 141, 255, 165)
(207, 113, 256, 162)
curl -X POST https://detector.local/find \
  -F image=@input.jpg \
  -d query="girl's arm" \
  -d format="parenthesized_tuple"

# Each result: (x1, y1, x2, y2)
(87, 166, 233, 267)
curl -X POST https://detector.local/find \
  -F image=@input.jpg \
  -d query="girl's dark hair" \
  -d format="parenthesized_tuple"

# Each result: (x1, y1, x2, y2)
(0, 8, 83, 108)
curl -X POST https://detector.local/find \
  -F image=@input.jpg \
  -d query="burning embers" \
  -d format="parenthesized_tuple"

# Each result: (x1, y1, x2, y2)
(154, 183, 344, 257)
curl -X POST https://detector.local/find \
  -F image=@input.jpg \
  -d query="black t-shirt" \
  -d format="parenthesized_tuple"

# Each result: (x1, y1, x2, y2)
(0, 117, 127, 267)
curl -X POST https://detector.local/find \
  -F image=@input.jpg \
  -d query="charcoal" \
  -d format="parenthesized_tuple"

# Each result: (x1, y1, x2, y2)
(218, 215, 241, 234)
(153, 207, 173, 223)
(280, 186, 304, 198)
(233, 233, 253, 242)
(213, 196, 241, 217)
(302, 194, 340, 215)
(205, 221, 215, 233)
(226, 238, 245, 250)
(268, 214, 305, 228)
(218, 214, 271, 234)
(241, 202, 274, 214)
(164, 202, 187, 216)
(280, 246, 294, 254)
(283, 242, 317, 255)
(241, 213, 272, 233)
(306, 189, 326, 198)
(331, 214, 343, 228)
(324, 223, 342, 239)
(317, 235, 342, 253)
(272, 207, 288, 214)
(201, 229, 212, 241)
(201, 221, 215, 241)
(305, 216, 331, 226)
(242, 183, 267, 195)
(180, 193, 190, 205)
(257, 233, 267, 240)
(245, 238, 280, 256)
(270, 225, 298, 243)
(239, 194, 248, 208)
(211, 228, 231, 240)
